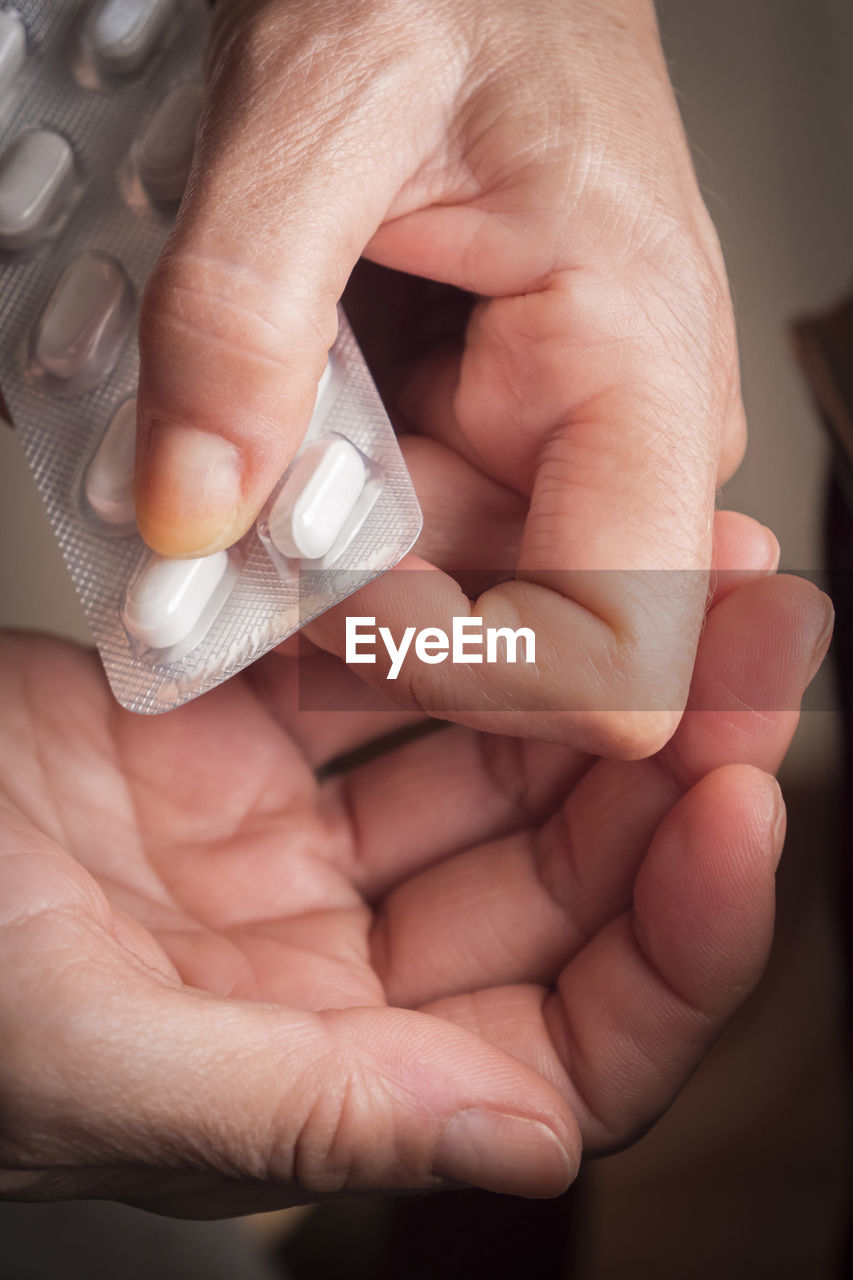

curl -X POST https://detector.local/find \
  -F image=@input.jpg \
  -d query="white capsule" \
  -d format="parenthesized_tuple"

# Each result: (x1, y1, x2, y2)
(0, 130, 75, 251)
(0, 11, 26, 99)
(134, 81, 203, 203)
(122, 550, 229, 650)
(85, 398, 137, 525)
(32, 253, 134, 394)
(269, 436, 367, 561)
(87, 0, 175, 77)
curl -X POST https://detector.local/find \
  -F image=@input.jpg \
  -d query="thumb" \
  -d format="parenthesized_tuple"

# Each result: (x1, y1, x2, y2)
(0, 809, 576, 1210)
(6, 940, 579, 1208)
(134, 2, 451, 556)
(141, 989, 579, 1204)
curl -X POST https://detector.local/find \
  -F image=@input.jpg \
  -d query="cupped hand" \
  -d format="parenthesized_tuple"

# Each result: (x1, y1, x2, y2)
(135, 0, 741, 752)
(0, 560, 832, 1217)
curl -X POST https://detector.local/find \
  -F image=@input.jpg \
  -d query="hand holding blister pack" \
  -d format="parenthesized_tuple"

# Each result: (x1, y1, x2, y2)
(0, 0, 421, 713)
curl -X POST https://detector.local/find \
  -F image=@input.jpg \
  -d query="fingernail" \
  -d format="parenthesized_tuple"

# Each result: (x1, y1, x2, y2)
(136, 425, 245, 556)
(770, 783, 787, 865)
(758, 524, 781, 572)
(808, 592, 835, 681)
(432, 1109, 575, 1199)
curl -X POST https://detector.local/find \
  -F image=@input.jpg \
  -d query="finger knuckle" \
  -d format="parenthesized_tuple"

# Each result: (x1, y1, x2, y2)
(666, 236, 737, 378)
(141, 253, 327, 368)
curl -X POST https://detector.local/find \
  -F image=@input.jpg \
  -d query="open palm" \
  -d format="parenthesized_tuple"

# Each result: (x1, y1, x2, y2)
(0, 568, 828, 1217)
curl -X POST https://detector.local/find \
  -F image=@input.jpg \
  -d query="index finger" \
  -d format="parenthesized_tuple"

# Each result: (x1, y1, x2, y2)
(307, 240, 743, 757)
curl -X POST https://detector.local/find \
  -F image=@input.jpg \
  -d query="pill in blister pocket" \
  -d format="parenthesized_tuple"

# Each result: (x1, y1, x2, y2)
(87, 0, 175, 77)
(134, 80, 202, 202)
(0, 11, 26, 98)
(0, 130, 75, 251)
(268, 436, 367, 561)
(32, 253, 134, 394)
(122, 549, 230, 650)
(0, 0, 421, 713)
(85, 397, 137, 525)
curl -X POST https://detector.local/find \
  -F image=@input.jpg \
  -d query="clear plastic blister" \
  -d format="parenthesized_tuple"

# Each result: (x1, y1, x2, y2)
(0, 0, 422, 714)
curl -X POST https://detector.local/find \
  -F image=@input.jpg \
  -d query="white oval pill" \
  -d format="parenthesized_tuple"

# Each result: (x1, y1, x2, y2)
(0, 11, 26, 99)
(269, 436, 367, 561)
(0, 130, 75, 251)
(32, 253, 134, 394)
(135, 81, 203, 202)
(85, 398, 137, 525)
(87, 0, 174, 77)
(122, 550, 229, 650)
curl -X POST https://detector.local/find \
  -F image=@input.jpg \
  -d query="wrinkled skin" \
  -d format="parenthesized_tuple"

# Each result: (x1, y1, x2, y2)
(0, 559, 832, 1216)
(0, 0, 831, 1222)
(136, 0, 745, 752)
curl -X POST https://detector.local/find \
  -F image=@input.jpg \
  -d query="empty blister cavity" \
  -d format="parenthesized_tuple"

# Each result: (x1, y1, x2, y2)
(84, 397, 137, 527)
(0, 129, 76, 251)
(0, 0, 420, 714)
(122, 548, 237, 658)
(86, 0, 175, 78)
(31, 252, 134, 394)
(133, 79, 202, 202)
(0, 10, 26, 100)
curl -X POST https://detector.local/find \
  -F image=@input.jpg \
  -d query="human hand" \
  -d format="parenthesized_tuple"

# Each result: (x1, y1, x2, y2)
(0, 551, 832, 1216)
(135, 0, 741, 753)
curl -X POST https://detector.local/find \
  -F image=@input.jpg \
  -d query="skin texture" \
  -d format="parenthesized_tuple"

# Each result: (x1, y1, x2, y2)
(0, 0, 832, 1220)
(0, 535, 834, 1214)
(135, 0, 745, 753)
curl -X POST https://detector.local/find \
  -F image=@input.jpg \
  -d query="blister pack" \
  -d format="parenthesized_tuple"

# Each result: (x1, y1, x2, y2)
(0, 0, 422, 713)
